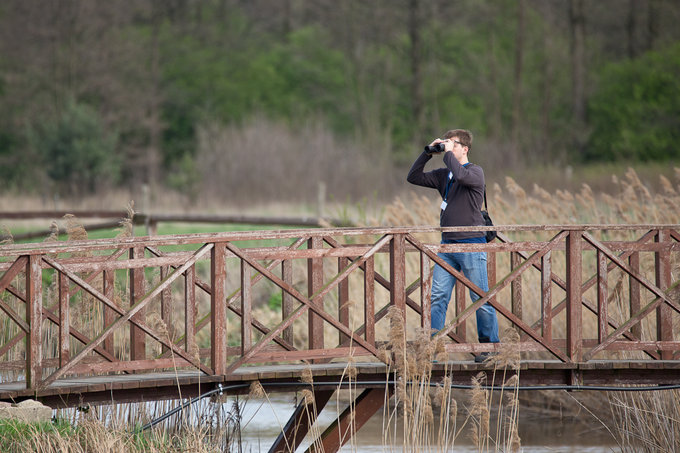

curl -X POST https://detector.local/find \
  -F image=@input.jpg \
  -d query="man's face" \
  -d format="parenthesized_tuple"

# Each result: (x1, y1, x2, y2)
(447, 137, 467, 161)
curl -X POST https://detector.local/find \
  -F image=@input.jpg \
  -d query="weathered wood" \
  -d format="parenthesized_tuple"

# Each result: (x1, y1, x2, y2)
(39, 246, 215, 387)
(269, 390, 334, 453)
(0, 224, 679, 408)
(241, 260, 252, 353)
(27, 255, 43, 388)
(58, 272, 70, 367)
(656, 229, 673, 359)
(420, 251, 431, 330)
(511, 252, 523, 320)
(103, 270, 115, 355)
(390, 234, 406, 317)
(159, 265, 171, 354)
(185, 264, 196, 353)
(541, 252, 552, 341)
(487, 248, 497, 318)
(211, 243, 227, 375)
(250, 347, 371, 363)
(364, 256, 375, 344)
(455, 281, 466, 339)
(308, 237, 324, 353)
(628, 252, 641, 339)
(597, 250, 608, 343)
(566, 231, 583, 363)
(308, 388, 389, 453)
(130, 246, 146, 362)
(282, 259, 294, 345)
(338, 256, 350, 345)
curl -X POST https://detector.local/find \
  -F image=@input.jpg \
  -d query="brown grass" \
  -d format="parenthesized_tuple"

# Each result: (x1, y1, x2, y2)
(1, 167, 679, 451)
(609, 389, 680, 452)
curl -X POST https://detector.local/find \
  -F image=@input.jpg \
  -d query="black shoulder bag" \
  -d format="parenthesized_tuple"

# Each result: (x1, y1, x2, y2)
(481, 188, 496, 242)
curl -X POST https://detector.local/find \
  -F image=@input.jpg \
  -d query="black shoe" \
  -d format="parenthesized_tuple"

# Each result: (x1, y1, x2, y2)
(474, 352, 497, 363)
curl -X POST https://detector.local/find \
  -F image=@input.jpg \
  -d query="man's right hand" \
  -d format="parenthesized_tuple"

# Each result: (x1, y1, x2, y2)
(427, 138, 446, 154)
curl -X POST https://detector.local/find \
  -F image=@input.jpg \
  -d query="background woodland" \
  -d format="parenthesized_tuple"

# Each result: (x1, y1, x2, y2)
(1, 0, 679, 205)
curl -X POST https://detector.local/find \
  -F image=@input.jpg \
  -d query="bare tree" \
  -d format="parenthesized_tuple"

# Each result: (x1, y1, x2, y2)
(409, 0, 425, 142)
(511, 0, 526, 159)
(569, 0, 587, 153)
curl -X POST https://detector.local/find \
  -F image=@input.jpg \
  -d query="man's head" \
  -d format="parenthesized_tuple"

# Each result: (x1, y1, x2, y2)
(442, 129, 473, 150)
(442, 129, 472, 163)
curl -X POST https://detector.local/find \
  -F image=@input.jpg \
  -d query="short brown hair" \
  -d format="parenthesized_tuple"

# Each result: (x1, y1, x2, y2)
(442, 129, 473, 150)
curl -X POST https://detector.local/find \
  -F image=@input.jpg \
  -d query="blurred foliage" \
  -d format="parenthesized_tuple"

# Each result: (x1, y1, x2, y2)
(0, 0, 679, 198)
(27, 99, 120, 196)
(587, 43, 680, 162)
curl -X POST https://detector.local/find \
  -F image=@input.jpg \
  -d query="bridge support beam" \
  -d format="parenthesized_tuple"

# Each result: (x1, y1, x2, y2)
(268, 390, 334, 453)
(305, 387, 389, 453)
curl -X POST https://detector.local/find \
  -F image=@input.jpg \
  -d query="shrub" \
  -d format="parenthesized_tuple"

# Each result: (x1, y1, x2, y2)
(28, 98, 120, 196)
(587, 43, 680, 162)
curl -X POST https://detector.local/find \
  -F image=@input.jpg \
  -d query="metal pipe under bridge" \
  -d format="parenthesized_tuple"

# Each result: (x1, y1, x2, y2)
(1, 225, 679, 451)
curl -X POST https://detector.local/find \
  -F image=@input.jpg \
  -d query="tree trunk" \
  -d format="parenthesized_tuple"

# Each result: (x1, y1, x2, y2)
(511, 0, 525, 161)
(627, 0, 637, 58)
(147, 10, 162, 195)
(409, 0, 425, 141)
(648, 0, 659, 51)
(540, 13, 554, 164)
(569, 0, 587, 153)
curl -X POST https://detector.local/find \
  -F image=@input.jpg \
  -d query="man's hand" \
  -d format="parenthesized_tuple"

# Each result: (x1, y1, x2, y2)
(427, 138, 447, 154)
(428, 138, 454, 154)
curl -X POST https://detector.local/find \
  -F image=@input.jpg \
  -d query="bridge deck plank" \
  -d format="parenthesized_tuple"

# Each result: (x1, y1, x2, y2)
(1, 359, 680, 408)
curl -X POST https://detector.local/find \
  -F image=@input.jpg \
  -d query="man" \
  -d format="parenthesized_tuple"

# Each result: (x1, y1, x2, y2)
(407, 129, 499, 362)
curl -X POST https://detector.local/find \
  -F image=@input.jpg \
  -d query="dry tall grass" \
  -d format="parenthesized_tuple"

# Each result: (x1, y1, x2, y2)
(1, 167, 679, 451)
(609, 389, 680, 453)
(377, 307, 524, 452)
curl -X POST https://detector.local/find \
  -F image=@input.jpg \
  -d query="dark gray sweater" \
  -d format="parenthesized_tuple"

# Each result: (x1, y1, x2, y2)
(407, 150, 485, 241)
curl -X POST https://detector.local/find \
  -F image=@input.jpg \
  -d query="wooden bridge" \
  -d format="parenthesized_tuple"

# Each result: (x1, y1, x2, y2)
(1, 224, 679, 451)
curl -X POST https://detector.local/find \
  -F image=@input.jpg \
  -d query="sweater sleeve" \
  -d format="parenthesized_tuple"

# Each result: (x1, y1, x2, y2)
(407, 151, 441, 189)
(443, 152, 485, 189)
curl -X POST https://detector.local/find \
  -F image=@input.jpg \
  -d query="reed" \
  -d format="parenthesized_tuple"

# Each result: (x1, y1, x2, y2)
(0, 167, 678, 451)
(609, 389, 680, 453)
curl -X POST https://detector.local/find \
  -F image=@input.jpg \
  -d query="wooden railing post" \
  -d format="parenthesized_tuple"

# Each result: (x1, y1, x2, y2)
(241, 260, 252, 353)
(26, 255, 42, 389)
(566, 231, 583, 362)
(364, 256, 375, 345)
(655, 229, 672, 359)
(308, 237, 324, 351)
(628, 252, 641, 339)
(185, 264, 196, 352)
(58, 271, 70, 367)
(541, 251, 552, 342)
(129, 246, 146, 361)
(420, 251, 431, 330)
(596, 250, 608, 343)
(511, 252, 523, 320)
(338, 257, 350, 345)
(455, 281, 466, 339)
(390, 234, 406, 318)
(487, 249, 497, 311)
(103, 270, 115, 355)
(159, 265, 172, 354)
(282, 260, 294, 345)
(212, 242, 227, 375)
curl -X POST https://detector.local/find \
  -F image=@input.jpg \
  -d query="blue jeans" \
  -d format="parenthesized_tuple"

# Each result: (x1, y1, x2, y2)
(431, 240, 500, 343)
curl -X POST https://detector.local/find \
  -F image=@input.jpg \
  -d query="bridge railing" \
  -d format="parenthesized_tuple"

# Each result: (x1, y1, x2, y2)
(0, 225, 678, 390)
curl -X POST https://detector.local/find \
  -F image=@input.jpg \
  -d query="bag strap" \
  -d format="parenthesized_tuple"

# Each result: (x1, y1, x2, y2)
(484, 186, 488, 211)
(442, 172, 454, 201)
